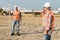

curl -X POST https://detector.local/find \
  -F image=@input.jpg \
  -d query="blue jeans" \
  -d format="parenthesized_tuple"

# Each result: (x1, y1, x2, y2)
(11, 20, 20, 33)
(44, 34, 51, 40)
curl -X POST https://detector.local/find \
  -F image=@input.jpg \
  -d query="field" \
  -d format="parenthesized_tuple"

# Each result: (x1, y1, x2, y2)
(0, 14, 60, 40)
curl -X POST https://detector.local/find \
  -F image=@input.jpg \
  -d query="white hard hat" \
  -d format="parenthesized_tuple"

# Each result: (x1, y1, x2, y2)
(44, 2, 50, 7)
(14, 5, 18, 8)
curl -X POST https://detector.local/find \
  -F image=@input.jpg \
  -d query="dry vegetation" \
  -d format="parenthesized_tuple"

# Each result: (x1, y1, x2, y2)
(0, 14, 60, 40)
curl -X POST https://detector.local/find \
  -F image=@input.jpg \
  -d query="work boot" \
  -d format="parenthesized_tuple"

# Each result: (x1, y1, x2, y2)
(17, 32, 19, 35)
(17, 32, 21, 35)
(11, 33, 14, 36)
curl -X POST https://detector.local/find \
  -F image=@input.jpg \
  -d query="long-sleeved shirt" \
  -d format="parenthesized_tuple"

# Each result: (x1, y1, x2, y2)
(42, 11, 54, 34)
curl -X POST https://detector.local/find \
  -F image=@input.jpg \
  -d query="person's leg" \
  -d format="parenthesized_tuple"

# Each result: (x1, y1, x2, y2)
(16, 20, 20, 34)
(11, 20, 16, 35)
(44, 34, 51, 40)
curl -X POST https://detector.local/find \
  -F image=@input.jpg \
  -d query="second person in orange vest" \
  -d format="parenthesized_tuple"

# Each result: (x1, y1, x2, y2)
(41, 2, 54, 40)
(11, 5, 21, 36)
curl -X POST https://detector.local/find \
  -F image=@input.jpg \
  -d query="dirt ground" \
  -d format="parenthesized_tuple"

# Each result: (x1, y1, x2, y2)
(0, 14, 60, 40)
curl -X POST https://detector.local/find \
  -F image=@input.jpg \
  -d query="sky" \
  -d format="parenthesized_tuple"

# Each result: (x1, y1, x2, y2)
(0, 0, 60, 10)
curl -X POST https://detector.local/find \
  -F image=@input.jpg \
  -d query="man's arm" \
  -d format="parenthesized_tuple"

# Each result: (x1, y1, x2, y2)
(19, 11, 22, 21)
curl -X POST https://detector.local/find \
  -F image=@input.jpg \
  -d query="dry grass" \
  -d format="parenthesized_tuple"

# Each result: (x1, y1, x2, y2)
(0, 14, 60, 40)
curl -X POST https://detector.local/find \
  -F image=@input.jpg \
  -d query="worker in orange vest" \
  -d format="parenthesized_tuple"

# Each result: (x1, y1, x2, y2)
(41, 2, 54, 40)
(11, 5, 21, 35)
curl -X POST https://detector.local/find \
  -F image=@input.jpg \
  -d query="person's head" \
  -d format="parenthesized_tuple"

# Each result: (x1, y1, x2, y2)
(43, 7, 51, 11)
(14, 5, 18, 11)
(43, 2, 51, 11)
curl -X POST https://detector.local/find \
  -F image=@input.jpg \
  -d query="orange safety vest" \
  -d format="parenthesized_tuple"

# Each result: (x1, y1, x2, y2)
(42, 11, 54, 34)
(13, 10, 20, 20)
